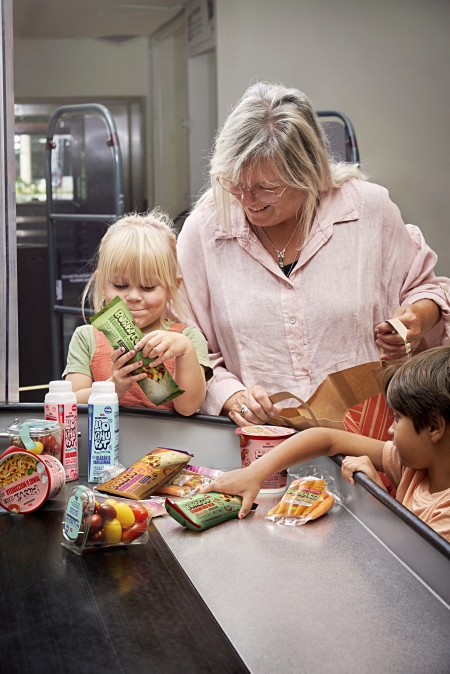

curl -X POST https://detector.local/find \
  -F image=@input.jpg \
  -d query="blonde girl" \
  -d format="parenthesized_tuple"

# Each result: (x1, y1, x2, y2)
(63, 210, 212, 415)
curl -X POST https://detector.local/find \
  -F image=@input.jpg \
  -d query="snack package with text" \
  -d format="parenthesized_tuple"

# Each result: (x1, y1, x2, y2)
(95, 447, 193, 499)
(90, 296, 184, 406)
(155, 468, 211, 497)
(266, 466, 341, 526)
(165, 491, 258, 531)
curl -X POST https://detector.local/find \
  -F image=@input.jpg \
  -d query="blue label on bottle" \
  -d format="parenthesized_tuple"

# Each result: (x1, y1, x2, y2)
(88, 403, 119, 483)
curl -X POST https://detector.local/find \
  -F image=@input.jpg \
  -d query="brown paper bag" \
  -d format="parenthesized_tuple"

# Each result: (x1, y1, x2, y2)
(268, 361, 385, 431)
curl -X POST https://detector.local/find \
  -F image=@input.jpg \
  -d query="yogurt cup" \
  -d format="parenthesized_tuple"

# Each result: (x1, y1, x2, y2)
(236, 425, 297, 494)
(0, 447, 66, 513)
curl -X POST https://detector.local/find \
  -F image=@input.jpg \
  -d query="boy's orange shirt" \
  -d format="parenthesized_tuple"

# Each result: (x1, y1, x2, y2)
(382, 441, 450, 542)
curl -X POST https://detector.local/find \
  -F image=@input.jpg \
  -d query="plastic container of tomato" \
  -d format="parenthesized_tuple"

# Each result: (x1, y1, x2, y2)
(0, 446, 66, 513)
(5, 418, 64, 462)
(62, 486, 152, 555)
(236, 425, 297, 494)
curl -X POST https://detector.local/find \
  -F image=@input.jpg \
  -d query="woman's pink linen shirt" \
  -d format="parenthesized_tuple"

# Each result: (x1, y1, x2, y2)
(177, 179, 450, 416)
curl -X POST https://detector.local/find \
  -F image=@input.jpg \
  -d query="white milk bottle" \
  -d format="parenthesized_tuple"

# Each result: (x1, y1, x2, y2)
(45, 380, 79, 481)
(87, 381, 119, 483)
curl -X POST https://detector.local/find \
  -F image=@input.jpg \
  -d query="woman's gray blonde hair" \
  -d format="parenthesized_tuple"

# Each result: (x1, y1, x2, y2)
(196, 82, 366, 237)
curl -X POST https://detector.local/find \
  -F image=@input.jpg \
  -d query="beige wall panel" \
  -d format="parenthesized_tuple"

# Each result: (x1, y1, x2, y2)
(216, 0, 450, 275)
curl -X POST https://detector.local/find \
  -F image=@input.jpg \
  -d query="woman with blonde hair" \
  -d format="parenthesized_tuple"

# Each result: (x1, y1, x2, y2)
(63, 210, 212, 415)
(178, 82, 450, 425)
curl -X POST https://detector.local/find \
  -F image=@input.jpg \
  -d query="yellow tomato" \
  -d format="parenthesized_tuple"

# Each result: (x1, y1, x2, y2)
(115, 503, 135, 528)
(29, 441, 44, 455)
(104, 518, 122, 545)
(104, 498, 118, 505)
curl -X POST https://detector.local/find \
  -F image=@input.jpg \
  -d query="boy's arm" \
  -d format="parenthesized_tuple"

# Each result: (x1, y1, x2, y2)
(202, 427, 385, 517)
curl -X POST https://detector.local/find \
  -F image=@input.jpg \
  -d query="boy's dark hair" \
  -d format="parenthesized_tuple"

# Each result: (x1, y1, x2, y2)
(383, 346, 450, 433)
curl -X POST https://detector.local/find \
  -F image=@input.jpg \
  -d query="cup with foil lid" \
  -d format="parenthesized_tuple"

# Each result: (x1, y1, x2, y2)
(236, 425, 297, 494)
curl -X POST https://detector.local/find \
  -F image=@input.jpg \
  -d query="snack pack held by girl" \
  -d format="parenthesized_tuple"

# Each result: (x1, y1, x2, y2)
(63, 210, 212, 415)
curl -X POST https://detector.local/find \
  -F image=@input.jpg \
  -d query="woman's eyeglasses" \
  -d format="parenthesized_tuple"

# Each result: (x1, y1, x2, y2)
(216, 177, 287, 204)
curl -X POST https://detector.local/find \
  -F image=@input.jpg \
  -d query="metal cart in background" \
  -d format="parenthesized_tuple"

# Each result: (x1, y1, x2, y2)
(45, 104, 125, 379)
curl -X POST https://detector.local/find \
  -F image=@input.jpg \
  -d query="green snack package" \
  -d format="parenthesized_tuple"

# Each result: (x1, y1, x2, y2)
(165, 491, 258, 531)
(90, 296, 185, 406)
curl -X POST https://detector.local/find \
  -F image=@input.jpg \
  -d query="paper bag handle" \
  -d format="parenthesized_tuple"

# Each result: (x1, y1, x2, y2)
(269, 391, 319, 427)
(385, 317, 411, 359)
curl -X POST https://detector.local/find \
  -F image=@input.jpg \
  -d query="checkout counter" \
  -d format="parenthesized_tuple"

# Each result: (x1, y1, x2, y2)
(1, 403, 450, 674)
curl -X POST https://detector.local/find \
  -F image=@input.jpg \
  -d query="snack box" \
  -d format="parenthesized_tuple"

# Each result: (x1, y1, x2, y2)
(5, 418, 65, 462)
(95, 447, 193, 500)
(165, 491, 258, 531)
(237, 425, 296, 493)
(0, 447, 65, 513)
(62, 485, 152, 555)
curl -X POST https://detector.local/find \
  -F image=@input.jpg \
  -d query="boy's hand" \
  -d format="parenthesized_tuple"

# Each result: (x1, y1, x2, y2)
(134, 331, 193, 367)
(110, 347, 147, 400)
(200, 467, 261, 518)
(341, 455, 387, 490)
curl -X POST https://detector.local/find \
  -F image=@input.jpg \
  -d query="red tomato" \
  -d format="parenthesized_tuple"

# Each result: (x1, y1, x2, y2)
(128, 503, 150, 523)
(87, 514, 102, 536)
(121, 521, 148, 544)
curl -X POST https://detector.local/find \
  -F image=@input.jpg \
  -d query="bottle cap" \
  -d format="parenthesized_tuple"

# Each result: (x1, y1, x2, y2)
(48, 380, 73, 392)
(92, 381, 116, 392)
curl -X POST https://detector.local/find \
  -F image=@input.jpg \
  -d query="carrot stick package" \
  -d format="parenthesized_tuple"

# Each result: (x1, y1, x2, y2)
(266, 466, 341, 526)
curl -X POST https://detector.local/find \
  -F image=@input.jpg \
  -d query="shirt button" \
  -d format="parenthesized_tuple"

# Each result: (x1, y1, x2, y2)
(286, 282, 293, 289)
(289, 316, 296, 324)
(296, 352, 303, 360)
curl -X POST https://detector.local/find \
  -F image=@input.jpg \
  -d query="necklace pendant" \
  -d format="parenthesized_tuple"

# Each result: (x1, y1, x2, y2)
(277, 251, 285, 267)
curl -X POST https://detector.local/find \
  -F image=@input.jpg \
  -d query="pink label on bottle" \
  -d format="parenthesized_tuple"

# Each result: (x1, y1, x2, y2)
(45, 402, 78, 481)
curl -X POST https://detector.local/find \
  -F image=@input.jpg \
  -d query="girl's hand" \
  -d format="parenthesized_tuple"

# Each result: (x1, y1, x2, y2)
(134, 331, 193, 367)
(222, 386, 282, 426)
(341, 455, 387, 490)
(200, 467, 261, 518)
(110, 347, 147, 400)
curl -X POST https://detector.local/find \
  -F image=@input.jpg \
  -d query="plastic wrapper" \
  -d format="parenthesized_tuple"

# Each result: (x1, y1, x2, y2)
(186, 465, 224, 480)
(155, 468, 211, 497)
(62, 485, 152, 555)
(90, 296, 184, 406)
(95, 447, 193, 499)
(165, 491, 257, 531)
(265, 466, 341, 526)
(5, 418, 64, 462)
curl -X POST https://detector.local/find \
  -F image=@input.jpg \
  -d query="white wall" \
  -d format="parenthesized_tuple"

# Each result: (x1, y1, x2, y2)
(14, 37, 152, 204)
(215, 0, 450, 275)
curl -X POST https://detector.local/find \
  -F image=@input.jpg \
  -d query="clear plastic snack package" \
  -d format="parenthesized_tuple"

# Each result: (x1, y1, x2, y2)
(5, 418, 64, 462)
(90, 296, 184, 406)
(62, 485, 152, 555)
(155, 468, 211, 498)
(265, 465, 341, 526)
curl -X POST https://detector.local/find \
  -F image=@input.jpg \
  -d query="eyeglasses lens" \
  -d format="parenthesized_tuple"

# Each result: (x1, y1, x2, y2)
(218, 178, 279, 204)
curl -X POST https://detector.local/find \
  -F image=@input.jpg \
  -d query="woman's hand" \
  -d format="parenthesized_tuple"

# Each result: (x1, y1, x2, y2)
(222, 386, 282, 426)
(135, 331, 193, 367)
(200, 467, 262, 518)
(341, 455, 387, 490)
(375, 300, 441, 361)
(110, 348, 147, 400)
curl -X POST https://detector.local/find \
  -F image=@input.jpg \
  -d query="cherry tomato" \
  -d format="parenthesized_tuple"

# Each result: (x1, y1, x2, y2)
(97, 503, 117, 522)
(104, 518, 122, 545)
(90, 528, 107, 545)
(87, 514, 102, 536)
(114, 503, 135, 528)
(121, 521, 148, 544)
(129, 502, 150, 523)
(29, 441, 44, 455)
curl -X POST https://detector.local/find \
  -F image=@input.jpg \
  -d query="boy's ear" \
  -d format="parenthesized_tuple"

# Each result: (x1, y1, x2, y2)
(428, 412, 446, 443)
